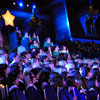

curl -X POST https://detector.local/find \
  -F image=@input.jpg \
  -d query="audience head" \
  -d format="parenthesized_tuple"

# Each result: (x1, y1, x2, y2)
(24, 32, 28, 37)
(0, 64, 9, 79)
(81, 66, 92, 79)
(28, 69, 38, 84)
(7, 66, 20, 87)
(45, 37, 51, 43)
(39, 71, 50, 84)
(66, 76, 75, 87)
(13, 52, 19, 62)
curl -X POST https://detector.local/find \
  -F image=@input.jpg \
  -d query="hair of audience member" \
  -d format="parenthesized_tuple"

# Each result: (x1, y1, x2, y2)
(92, 68, 99, 79)
(57, 53, 68, 61)
(31, 49, 39, 59)
(29, 68, 41, 81)
(0, 64, 9, 87)
(29, 69, 36, 81)
(38, 71, 50, 84)
(19, 55, 26, 62)
(66, 76, 76, 87)
(81, 67, 91, 78)
(0, 64, 9, 78)
(20, 51, 29, 57)
(43, 67, 51, 73)
(25, 60, 32, 66)
(96, 73, 100, 83)
(49, 72, 59, 85)
(40, 55, 47, 63)
(7, 67, 20, 87)
(7, 72, 19, 87)
(61, 71, 69, 81)
(53, 74, 63, 87)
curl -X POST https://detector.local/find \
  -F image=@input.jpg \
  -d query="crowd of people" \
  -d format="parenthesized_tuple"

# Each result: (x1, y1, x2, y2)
(1, 30, 100, 100)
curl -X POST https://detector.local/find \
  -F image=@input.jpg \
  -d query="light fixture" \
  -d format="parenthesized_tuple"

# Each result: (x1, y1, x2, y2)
(13, 2, 16, 5)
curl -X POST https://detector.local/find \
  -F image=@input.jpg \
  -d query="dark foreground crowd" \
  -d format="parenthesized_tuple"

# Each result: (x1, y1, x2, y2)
(1, 31, 100, 100)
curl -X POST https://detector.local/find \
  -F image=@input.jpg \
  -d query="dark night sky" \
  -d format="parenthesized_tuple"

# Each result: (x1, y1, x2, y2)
(1, 0, 100, 38)
(0, 0, 100, 14)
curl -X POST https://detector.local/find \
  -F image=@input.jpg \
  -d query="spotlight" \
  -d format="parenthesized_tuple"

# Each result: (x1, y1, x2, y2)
(13, 2, 16, 5)
(32, 4, 36, 9)
(19, 3, 23, 7)
(18, 2, 24, 8)
(26, 4, 29, 7)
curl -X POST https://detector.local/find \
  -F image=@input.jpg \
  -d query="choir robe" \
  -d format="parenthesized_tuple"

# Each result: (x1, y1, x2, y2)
(88, 88, 98, 100)
(9, 85, 27, 100)
(18, 79, 25, 92)
(25, 84, 42, 100)
(42, 82, 58, 100)
(80, 88, 98, 100)
(59, 87, 82, 100)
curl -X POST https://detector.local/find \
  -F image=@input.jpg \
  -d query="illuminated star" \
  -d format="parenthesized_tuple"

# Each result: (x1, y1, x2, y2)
(2, 10, 15, 27)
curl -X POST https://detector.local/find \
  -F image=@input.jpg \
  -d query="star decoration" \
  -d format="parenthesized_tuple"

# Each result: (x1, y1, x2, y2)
(2, 10, 15, 27)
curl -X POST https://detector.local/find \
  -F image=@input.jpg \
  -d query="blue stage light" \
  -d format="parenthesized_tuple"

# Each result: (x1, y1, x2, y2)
(26, 4, 29, 7)
(32, 5, 36, 9)
(17, 1, 24, 8)
(19, 2, 23, 7)
(13, 2, 16, 5)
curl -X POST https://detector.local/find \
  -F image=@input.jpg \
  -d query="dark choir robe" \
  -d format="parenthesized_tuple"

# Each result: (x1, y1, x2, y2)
(96, 87, 100, 100)
(18, 79, 25, 92)
(35, 82, 44, 100)
(42, 82, 58, 100)
(59, 88, 73, 100)
(88, 88, 98, 100)
(59, 87, 82, 100)
(80, 88, 98, 100)
(96, 86, 100, 95)
(9, 85, 27, 100)
(25, 84, 42, 100)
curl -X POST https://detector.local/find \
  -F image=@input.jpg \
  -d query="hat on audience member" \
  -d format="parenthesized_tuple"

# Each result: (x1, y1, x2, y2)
(17, 46, 26, 54)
